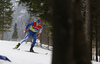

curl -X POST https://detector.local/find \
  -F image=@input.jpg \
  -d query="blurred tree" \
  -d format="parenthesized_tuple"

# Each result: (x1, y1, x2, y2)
(91, 0, 100, 61)
(50, 0, 91, 64)
(85, 0, 92, 60)
(81, 0, 86, 22)
(12, 23, 18, 40)
(17, 0, 51, 22)
(0, 0, 13, 40)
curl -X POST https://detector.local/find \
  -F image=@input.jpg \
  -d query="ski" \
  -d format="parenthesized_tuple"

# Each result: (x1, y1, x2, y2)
(24, 50, 48, 55)
(24, 50, 39, 54)
(0, 55, 11, 62)
(13, 48, 20, 50)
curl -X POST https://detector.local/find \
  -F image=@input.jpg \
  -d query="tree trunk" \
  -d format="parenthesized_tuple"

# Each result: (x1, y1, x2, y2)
(51, 0, 74, 64)
(40, 33, 42, 47)
(95, 20, 98, 62)
(2, 32, 4, 40)
(48, 36, 49, 50)
(85, 0, 92, 60)
(50, 0, 91, 64)
(73, 0, 91, 64)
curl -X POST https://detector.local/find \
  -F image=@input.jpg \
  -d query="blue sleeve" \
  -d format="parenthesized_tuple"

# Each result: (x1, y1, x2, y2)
(25, 22, 34, 30)
(39, 25, 43, 34)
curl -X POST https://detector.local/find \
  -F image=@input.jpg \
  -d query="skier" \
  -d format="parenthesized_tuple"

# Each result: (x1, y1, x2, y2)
(13, 18, 43, 52)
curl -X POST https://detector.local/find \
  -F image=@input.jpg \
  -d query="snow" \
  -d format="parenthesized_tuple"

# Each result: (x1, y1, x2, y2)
(92, 61, 100, 64)
(0, 40, 100, 64)
(0, 40, 52, 64)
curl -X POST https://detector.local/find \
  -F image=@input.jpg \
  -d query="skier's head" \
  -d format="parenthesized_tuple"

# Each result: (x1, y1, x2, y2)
(37, 18, 41, 24)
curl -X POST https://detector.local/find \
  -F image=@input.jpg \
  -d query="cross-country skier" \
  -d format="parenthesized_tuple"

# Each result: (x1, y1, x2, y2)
(13, 18, 43, 52)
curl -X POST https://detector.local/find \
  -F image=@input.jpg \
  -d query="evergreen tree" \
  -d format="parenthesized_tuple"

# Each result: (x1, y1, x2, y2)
(18, 0, 51, 22)
(42, 21, 52, 36)
(12, 23, 18, 39)
(0, 0, 13, 39)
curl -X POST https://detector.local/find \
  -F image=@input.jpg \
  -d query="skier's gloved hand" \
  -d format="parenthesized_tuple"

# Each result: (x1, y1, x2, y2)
(24, 29, 27, 34)
(37, 34, 40, 37)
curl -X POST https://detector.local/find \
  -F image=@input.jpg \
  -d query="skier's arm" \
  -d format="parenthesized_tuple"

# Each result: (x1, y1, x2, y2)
(37, 26, 43, 37)
(25, 22, 34, 30)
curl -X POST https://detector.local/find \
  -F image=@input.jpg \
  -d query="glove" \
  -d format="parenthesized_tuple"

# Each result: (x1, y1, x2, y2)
(37, 34, 40, 37)
(24, 29, 27, 34)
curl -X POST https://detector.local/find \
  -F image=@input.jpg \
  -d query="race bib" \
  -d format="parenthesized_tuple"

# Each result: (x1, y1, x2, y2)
(29, 26, 38, 32)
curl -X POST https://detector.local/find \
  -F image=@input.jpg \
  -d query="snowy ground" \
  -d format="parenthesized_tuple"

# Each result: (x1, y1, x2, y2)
(92, 61, 100, 64)
(0, 40, 100, 64)
(0, 40, 52, 64)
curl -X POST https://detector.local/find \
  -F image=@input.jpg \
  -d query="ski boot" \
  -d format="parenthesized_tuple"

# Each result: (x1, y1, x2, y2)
(30, 45, 34, 52)
(13, 43, 20, 49)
